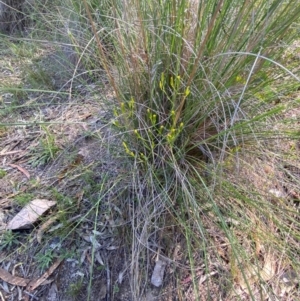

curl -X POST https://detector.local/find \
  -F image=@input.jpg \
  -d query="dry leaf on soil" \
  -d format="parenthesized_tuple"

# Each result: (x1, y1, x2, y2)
(6, 199, 56, 230)
(237, 264, 259, 291)
(8, 163, 30, 179)
(0, 268, 30, 287)
(237, 255, 276, 292)
(26, 258, 63, 292)
(261, 252, 277, 281)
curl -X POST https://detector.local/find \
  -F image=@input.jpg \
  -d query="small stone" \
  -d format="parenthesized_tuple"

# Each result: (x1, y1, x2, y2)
(151, 259, 167, 287)
(269, 189, 285, 198)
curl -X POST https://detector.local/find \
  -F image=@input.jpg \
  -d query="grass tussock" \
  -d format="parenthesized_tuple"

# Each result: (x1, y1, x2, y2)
(81, 0, 300, 299)
(1, 0, 300, 300)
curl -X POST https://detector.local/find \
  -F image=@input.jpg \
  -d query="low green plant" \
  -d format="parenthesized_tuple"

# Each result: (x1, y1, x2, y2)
(29, 126, 60, 167)
(0, 230, 19, 251)
(23, 65, 55, 90)
(8, 41, 39, 59)
(59, 248, 76, 261)
(0, 169, 7, 179)
(67, 277, 84, 298)
(51, 189, 74, 207)
(113, 283, 120, 294)
(0, 83, 27, 106)
(15, 193, 34, 206)
(36, 249, 55, 271)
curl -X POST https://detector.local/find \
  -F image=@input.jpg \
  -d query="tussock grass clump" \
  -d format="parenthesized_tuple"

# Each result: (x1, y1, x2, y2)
(81, 0, 300, 299)
(1, 0, 300, 300)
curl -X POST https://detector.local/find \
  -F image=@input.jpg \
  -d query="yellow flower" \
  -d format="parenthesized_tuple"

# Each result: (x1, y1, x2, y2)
(235, 75, 245, 84)
(170, 76, 174, 89)
(128, 97, 135, 110)
(159, 72, 165, 90)
(185, 86, 190, 97)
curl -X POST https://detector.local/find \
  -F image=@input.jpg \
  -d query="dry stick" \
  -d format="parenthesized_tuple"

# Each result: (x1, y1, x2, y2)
(106, 261, 111, 301)
(82, 0, 120, 103)
(174, 0, 225, 126)
(112, 2, 131, 72)
(113, 1, 140, 94)
(23, 291, 39, 300)
(26, 258, 63, 292)
(134, 0, 150, 66)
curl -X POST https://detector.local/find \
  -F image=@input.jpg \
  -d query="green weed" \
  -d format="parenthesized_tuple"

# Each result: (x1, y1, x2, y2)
(35, 249, 55, 271)
(14, 193, 34, 206)
(23, 65, 55, 90)
(0, 83, 27, 106)
(113, 283, 120, 294)
(67, 277, 84, 298)
(0, 230, 19, 251)
(8, 42, 39, 59)
(29, 126, 60, 167)
(0, 169, 7, 179)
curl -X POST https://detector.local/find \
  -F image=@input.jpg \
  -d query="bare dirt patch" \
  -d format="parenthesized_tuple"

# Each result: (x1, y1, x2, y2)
(0, 41, 135, 300)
